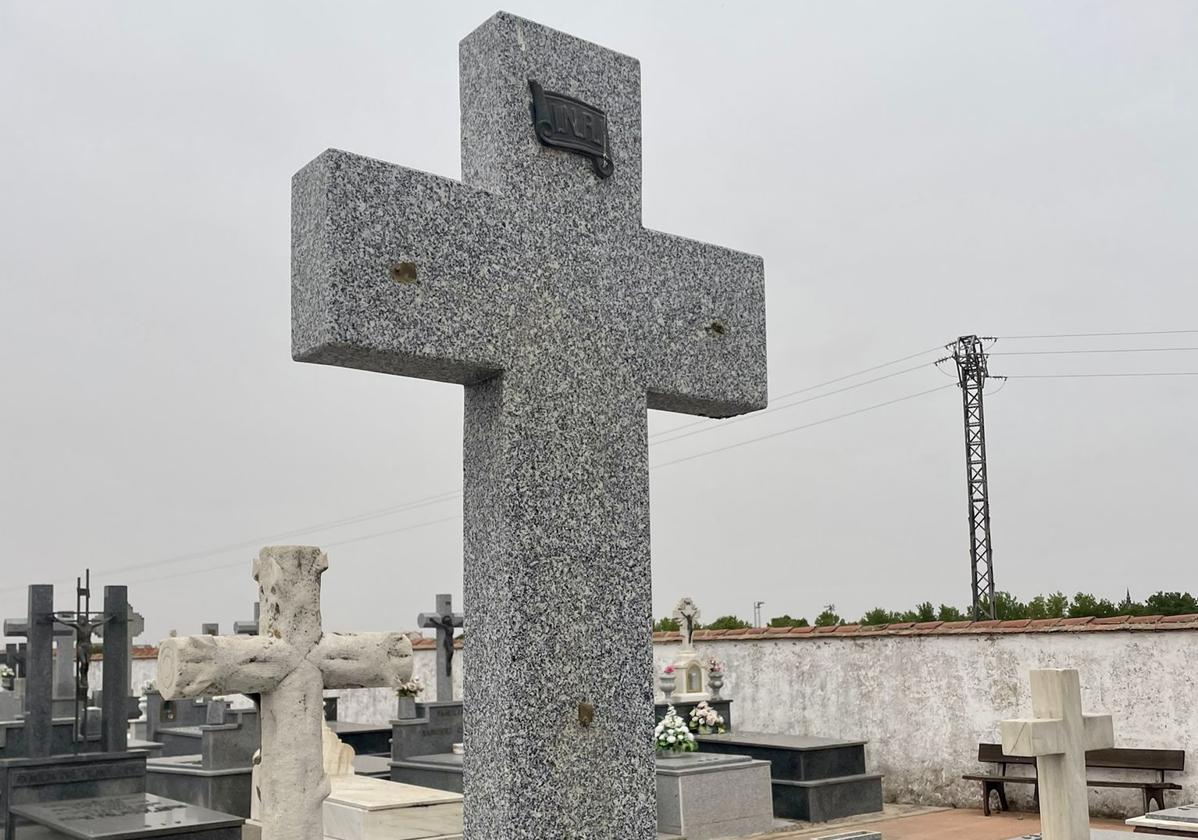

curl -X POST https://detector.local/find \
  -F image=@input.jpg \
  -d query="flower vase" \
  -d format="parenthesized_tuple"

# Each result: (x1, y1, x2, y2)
(708, 672, 724, 700)
(659, 673, 676, 701)
(656, 748, 683, 759)
(1, 676, 13, 692)
(396, 695, 418, 720)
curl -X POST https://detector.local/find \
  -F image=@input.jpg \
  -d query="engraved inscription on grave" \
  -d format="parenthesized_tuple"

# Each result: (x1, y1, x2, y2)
(529, 80, 614, 178)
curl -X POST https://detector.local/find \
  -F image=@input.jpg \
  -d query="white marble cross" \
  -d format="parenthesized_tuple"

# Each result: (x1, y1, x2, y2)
(674, 597, 701, 650)
(156, 546, 413, 840)
(1001, 669, 1114, 840)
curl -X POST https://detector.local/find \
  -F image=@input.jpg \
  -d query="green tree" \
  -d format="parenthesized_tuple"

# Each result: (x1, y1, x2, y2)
(767, 614, 809, 628)
(937, 604, 966, 622)
(1045, 592, 1069, 618)
(902, 602, 937, 623)
(814, 605, 843, 627)
(1144, 591, 1198, 616)
(706, 615, 751, 630)
(860, 608, 901, 626)
(653, 616, 679, 632)
(1068, 592, 1117, 619)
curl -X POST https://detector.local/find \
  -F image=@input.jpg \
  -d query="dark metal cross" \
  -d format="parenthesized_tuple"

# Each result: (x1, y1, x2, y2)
(291, 13, 767, 840)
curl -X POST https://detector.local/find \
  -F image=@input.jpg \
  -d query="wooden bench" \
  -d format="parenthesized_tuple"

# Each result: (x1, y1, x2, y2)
(963, 742, 1184, 816)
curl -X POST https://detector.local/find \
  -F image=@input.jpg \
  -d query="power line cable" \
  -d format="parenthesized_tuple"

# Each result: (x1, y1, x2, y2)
(651, 362, 934, 446)
(993, 347, 1198, 357)
(649, 343, 942, 440)
(996, 329, 1198, 340)
(651, 384, 956, 471)
(1006, 371, 1198, 380)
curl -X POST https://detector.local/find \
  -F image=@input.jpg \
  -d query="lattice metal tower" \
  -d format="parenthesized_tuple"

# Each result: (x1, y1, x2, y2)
(950, 336, 998, 620)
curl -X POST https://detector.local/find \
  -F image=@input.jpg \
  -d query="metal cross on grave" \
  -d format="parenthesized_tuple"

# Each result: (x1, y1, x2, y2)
(291, 13, 767, 840)
(156, 547, 413, 840)
(1001, 669, 1115, 840)
(417, 594, 463, 702)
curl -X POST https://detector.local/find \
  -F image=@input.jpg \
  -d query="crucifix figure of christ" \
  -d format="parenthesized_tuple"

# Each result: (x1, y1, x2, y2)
(156, 546, 413, 840)
(417, 593, 464, 702)
(1001, 669, 1115, 840)
(673, 597, 701, 650)
(291, 13, 767, 839)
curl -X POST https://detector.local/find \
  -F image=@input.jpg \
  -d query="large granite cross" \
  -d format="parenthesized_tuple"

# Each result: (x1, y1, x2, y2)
(291, 13, 767, 839)
(417, 593, 463, 702)
(156, 546, 413, 840)
(1001, 669, 1115, 840)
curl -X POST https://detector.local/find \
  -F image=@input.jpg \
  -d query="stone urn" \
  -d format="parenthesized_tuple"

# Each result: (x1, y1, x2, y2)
(659, 671, 676, 701)
(708, 672, 724, 700)
(396, 694, 418, 720)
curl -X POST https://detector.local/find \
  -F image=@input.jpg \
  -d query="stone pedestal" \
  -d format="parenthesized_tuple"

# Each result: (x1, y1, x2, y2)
(655, 753, 773, 840)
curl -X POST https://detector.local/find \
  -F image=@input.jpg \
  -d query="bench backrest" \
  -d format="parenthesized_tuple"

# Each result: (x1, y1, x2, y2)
(978, 743, 1185, 773)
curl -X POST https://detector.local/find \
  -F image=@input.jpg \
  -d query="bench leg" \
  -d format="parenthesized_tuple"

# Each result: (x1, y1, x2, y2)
(980, 781, 992, 816)
(1145, 788, 1167, 813)
(997, 784, 1010, 814)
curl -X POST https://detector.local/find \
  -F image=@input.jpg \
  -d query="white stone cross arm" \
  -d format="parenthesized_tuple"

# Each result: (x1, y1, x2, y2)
(157, 546, 412, 840)
(1000, 669, 1114, 840)
(1001, 711, 1114, 758)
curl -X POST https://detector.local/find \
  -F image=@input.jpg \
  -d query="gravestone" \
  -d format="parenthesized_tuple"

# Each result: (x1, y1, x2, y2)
(416, 595, 463, 703)
(1001, 669, 1114, 840)
(156, 546, 413, 840)
(1127, 802, 1198, 833)
(291, 12, 767, 838)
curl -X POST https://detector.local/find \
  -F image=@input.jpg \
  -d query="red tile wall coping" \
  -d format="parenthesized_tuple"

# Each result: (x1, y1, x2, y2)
(650, 614, 1198, 643)
(110, 617, 1198, 659)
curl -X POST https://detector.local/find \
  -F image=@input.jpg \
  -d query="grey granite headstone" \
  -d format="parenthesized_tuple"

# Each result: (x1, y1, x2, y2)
(100, 586, 130, 753)
(291, 12, 767, 839)
(416, 594, 463, 703)
(231, 604, 258, 636)
(25, 585, 54, 757)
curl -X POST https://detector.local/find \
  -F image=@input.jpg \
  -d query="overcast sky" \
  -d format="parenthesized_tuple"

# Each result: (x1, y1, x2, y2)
(1, 1, 1195, 642)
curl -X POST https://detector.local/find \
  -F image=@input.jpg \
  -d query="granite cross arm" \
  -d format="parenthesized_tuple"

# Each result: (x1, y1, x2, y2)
(1001, 669, 1115, 840)
(156, 546, 413, 840)
(292, 13, 767, 840)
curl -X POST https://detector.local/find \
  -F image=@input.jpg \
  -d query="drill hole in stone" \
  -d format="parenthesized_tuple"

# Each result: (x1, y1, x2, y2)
(706, 320, 728, 337)
(390, 262, 418, 284)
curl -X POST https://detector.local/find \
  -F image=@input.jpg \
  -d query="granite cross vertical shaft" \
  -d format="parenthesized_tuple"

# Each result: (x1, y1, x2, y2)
(417, 593, 463, 702)
(1001, 669, 1115, 840)
(155, 547, 413, 840)
(291, 13, 767, 839)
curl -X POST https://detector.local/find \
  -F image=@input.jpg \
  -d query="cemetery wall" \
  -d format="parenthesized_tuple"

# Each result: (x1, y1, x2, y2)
(663, 618, 1198, 817)
(97, 618, 1197, 817)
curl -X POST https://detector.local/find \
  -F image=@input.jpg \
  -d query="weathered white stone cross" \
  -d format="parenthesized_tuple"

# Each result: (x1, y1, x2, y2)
(417, 593, 463, 702)
(156, 546, 412, 840)
(1001, 669, 1114, 840)
(291, 12, 767, 840)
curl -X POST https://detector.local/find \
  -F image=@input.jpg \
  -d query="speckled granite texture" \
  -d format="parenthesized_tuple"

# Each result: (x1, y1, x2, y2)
(292, 12, 767, 839)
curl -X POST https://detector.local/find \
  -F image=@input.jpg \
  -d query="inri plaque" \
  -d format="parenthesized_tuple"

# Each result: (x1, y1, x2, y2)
(529, 80, 614, 178)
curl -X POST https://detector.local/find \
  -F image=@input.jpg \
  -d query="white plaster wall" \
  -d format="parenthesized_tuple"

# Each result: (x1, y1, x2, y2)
(95, 629, 1197, 818)
(654, 631, 1198, 817)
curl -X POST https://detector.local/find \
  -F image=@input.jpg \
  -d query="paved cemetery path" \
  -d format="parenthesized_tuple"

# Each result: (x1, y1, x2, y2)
(766, 807, 1132, 839)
